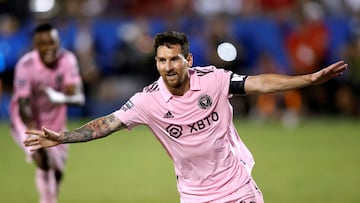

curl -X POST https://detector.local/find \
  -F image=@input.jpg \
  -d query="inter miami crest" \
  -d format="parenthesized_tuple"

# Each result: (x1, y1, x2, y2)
(198, 94, 212, 109)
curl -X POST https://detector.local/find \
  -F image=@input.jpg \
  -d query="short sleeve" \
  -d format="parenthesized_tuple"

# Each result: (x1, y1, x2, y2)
(212, 67, 233, 97)
(113, 92, 149, 130)
(13, 58, 32, 98)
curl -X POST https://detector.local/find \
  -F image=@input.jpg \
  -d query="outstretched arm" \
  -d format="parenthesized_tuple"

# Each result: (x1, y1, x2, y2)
(24, 113, 126, 151)
(244, 60, 348, 94)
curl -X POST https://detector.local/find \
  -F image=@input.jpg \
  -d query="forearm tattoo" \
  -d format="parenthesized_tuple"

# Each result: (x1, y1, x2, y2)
(62, 114, 126, 143)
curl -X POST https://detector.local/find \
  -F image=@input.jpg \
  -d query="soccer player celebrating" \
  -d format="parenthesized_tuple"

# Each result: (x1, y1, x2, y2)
(24, 31, 347, 203)
(10, 23, 85, 203)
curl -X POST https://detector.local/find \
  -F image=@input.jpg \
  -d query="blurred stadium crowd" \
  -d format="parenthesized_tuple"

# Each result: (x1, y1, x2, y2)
(0, 0, 359, 121)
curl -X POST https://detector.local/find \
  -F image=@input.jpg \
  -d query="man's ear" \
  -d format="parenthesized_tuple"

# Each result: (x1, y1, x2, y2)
(186, 53, 193, 67)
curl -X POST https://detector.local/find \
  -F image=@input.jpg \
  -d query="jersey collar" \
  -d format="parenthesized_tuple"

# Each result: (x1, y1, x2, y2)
(159, 68, 201, 103)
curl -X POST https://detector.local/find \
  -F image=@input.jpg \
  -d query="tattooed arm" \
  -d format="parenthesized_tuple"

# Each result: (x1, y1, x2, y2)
(24, 113, 126, 151)
(61, 113, 125, 143)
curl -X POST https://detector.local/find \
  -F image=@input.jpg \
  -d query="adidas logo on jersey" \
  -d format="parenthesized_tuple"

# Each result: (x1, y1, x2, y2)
(164, 111, 174, 118)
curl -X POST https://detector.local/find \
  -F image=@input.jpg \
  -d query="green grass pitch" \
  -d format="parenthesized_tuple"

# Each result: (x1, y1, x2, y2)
(1, 117, 359, 203)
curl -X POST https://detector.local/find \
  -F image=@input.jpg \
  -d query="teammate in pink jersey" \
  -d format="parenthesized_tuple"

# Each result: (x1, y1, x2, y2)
(9, 23, 84, 203)
(24, 31, 347, 203)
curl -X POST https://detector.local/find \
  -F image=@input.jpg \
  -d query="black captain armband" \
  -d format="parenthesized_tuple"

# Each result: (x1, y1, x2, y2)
(229, 73, 248, 95)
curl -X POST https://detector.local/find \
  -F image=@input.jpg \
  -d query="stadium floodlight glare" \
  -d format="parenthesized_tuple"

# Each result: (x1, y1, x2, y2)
(217, 42, 237, 62)
(29, 0, 55, 13)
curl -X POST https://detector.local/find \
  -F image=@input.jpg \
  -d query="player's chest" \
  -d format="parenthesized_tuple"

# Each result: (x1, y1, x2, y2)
(153, 91, 224, 129)
(165, 91, 216, 117)
(32, 69, 65, 90)
(151, 93, 227, 140)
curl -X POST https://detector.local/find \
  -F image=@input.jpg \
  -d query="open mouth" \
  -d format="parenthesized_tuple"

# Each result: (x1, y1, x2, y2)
(41, 50, 58, 65)
(166, 73, 177, 81)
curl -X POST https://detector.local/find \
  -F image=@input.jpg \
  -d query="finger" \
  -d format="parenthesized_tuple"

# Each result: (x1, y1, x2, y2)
(336, 64, 348, 72)
(43, 127, 53, 133)
(25, 129, 44, 136)
(23, 137, 39, 145)
(333, 60, 345, 66)
(327, 60, 342, 69)
(24, 135, 41, 144)
(330, 65, 347, 76)
(24, 139, 40, 146)
(42, 127, 50, 138)
(43, 127, 60, 139)
(326, 63, 347, 74)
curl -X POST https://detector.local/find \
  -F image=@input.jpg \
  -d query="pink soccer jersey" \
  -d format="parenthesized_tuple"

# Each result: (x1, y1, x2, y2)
(10, 49, 82, 153)
(114, 66, 255, 202)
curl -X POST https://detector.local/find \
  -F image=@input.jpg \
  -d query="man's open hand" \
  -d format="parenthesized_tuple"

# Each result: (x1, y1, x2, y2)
(24, 128, 62, 151)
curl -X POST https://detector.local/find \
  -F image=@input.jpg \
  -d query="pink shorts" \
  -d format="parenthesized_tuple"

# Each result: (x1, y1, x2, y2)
(11, 122, 68, 171)
(181, 178, 264, 203)
(209, 178, 263, 203)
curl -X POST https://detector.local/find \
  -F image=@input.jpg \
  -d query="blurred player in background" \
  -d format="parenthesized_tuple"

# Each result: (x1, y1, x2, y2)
(9, 23, 84, 203)
(24, 31, 346, 203)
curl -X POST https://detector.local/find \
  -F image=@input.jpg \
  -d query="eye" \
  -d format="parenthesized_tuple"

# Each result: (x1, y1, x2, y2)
(157, 58, 166, 63)
(171, 57, 180, 62)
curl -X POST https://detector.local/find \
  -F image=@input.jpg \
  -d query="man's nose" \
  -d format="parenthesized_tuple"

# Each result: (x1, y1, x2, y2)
(164, 61, 173, 72)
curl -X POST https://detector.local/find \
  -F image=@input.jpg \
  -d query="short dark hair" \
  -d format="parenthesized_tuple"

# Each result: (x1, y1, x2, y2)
(33, 23, 55, 36)
(153, 31, 190, 57)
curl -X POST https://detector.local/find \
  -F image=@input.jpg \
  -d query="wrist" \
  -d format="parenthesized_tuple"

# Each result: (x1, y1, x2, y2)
(58, 131, 65, 143)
